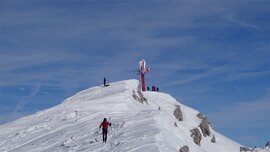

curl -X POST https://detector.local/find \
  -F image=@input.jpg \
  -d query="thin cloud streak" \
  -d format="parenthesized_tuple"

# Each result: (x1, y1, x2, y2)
(208, 91, 270, 129)
(163, 48, 270, 87)
(223, 14, 260, 30)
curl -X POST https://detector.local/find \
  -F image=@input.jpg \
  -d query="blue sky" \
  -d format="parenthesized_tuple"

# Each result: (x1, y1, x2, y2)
(1, 0, 270, 147)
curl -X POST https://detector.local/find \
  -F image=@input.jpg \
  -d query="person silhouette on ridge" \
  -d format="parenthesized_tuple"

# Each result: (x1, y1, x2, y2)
(104, 77, 106, 87)
(103, 77, 110, 87)
(152, 85, 156, 91)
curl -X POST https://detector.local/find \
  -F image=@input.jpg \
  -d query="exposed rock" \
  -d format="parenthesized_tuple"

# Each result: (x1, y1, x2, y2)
(137, 90, 148, 104)
(174, 122, 178, 127)
(199, 119, 211, 137)
(173, 105, 183, 121)
(266, 141, 270, 148)
(197, 113, 213, 139)
(190, 128, 202, 146)
(211, 135, 216, 143)
(137, 90, 147, 101)
(196, 113, 205, 120)
(120, 121, 125, 128)
(179, 145, 189, 152)
(240, 146, 251, 152)
(75, 110, 79, 117)
(132, 90, 141, 103)
(197, 112, 210, 124)
(132, 90, 148, 104)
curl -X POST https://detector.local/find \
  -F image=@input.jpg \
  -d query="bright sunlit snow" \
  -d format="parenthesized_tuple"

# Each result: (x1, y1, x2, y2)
(0, 80, 269, 152)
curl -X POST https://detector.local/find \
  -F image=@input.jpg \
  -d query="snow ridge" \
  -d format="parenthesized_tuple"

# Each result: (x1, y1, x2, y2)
(0, 79, 265, 152)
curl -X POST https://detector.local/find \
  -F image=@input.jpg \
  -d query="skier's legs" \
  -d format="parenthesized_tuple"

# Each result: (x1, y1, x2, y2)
(105, 132, 107, 142)
(102, 132, 105, 142)
(102, 128, 108, 142)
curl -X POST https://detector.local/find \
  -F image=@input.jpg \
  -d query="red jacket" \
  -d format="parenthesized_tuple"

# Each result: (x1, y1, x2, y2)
(100, 121, 111, 129)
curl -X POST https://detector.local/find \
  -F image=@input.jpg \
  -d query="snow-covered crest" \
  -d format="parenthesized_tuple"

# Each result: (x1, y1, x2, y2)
(0, 79, 267, 152)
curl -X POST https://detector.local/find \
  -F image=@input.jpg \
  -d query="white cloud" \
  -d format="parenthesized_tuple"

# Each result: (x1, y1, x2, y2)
(208, 91, 270, 129)
(223, 14, 259, 30)
(162, 46, 270, 87)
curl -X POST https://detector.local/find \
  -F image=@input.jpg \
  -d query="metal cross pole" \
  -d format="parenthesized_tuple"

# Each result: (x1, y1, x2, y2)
(139, 59, 150, 91)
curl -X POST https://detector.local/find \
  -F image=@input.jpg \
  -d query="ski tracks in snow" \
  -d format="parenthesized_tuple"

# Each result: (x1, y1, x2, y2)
(87, 111, 160, 152)
(1, 110, 161, 152)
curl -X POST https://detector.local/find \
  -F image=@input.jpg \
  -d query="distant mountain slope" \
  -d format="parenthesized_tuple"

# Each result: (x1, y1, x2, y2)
(1, 79, 266, 152)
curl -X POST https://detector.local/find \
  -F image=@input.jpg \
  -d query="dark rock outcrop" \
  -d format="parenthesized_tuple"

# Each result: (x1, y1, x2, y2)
(211, 135, 216, 143)
(190, 128, 202, 146)
(196, 113, 205, 120)
(137, 90, 147, 101)
(132, 90, 148, 104)
(173, 105, 183, 121)
(179, 145, 189, 152)
(240, 146, 251, 152)
(196, 112, 210, 124)
(199, 119, 211, 137)
(266, 141, 270, 148)
(132, 90, 141, 102)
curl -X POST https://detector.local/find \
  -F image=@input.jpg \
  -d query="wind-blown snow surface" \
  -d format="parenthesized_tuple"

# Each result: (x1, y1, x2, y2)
(0, 79, 260, 152)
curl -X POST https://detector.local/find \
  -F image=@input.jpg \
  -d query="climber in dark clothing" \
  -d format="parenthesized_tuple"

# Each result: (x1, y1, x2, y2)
(99, 118, 111, 142)
(152, 85, 156, 91)
(103, 77, 109, 87)
(104, 77, 106, 87)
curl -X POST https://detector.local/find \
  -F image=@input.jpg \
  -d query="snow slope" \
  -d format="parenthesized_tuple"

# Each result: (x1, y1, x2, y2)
(0, 79, 266, 152)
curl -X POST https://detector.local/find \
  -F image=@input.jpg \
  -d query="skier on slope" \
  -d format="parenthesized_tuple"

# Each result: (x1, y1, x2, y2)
(99, 118, 111, 142)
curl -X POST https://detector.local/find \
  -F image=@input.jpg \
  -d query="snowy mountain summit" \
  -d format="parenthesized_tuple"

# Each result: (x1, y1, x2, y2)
(0, 79, 269, 152)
